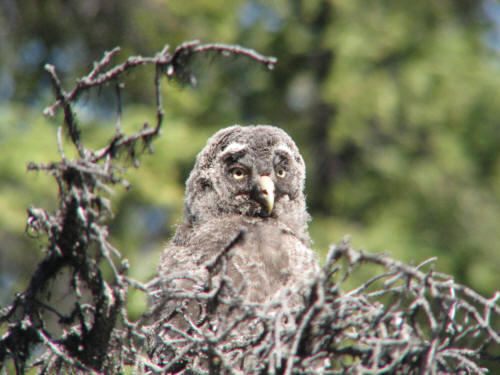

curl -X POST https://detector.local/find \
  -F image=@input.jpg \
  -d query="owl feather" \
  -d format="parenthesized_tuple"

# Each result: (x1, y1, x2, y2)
(150, 125, 319, 372)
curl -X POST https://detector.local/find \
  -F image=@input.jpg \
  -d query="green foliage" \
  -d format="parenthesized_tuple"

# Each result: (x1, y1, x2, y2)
(1, 0, 499, 315)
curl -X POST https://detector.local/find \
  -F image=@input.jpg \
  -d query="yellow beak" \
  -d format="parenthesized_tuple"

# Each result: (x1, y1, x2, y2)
(259, 175, 275, 215)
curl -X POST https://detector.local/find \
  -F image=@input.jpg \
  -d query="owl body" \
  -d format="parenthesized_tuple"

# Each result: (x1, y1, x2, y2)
(152, 125, 319, 371)
(160, 215, 317, 302)
(159, 125, 317, 302)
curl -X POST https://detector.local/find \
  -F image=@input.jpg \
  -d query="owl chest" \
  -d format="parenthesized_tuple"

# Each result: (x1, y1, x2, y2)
(185, 218, 301, 302)
(227, 226, 292, 301)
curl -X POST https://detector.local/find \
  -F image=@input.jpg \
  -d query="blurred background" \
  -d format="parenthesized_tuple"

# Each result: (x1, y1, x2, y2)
(1, 0, 500, 313)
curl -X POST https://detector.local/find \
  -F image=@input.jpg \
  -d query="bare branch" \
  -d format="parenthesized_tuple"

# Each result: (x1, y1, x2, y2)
(0, 41, 277, 374)
(3, 39, 499, 375)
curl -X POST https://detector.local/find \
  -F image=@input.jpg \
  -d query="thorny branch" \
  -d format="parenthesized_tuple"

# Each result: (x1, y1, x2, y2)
(0, 41, 277, 374)
(0, 39, 499, 375)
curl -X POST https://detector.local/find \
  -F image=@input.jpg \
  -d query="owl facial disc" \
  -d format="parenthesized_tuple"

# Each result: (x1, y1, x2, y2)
(259, 175, 275, 215)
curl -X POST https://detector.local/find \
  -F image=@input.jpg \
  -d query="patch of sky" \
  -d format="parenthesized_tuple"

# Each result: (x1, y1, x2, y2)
(239, 1, 283, 33)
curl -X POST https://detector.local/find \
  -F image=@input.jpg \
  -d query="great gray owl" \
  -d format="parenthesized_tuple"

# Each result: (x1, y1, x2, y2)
(150, 125, 319, 371)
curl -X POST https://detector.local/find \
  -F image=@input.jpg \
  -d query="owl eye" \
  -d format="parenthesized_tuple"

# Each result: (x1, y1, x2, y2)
(276, 167, 286, 178)
(231, 167, 247, 180)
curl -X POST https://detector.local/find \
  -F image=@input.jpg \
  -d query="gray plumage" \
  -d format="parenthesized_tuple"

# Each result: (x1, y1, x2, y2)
(159, 125, 318, 302)
(150, 125, 319, 371)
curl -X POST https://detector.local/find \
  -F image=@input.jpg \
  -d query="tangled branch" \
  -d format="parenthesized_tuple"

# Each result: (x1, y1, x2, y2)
(0, 41, 276, 375)
(0, 39, 498, 375)
(148, 239, 500, 374)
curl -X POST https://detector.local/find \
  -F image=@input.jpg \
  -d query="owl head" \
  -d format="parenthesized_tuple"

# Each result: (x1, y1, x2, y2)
(183, 125, 310, 240)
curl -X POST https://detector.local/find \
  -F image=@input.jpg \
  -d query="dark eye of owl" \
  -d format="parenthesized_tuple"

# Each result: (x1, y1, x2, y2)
(231, 167, 247, 180)
(276, 167, 286, 178)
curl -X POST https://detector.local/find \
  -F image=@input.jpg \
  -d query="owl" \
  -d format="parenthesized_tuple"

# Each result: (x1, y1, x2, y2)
(150, 125, 319, 371)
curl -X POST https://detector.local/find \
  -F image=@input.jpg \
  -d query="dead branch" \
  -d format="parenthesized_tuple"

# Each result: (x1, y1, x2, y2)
(0, 41, 276, 375)
(1, 39, 498, 375)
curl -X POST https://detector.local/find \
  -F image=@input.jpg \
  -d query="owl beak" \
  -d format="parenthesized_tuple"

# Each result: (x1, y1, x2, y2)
(259, 175, 275, 215)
